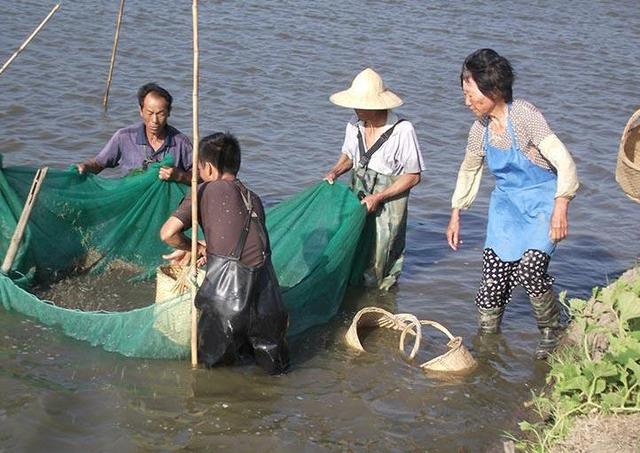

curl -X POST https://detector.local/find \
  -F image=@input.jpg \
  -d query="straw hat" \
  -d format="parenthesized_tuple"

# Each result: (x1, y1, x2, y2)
(330, 68, 403, 110)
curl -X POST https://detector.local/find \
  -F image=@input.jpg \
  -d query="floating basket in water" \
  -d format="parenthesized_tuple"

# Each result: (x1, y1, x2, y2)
(153, 265, 205, 347)
(345, 307, 477, 374)
(616, 108, 640, 203)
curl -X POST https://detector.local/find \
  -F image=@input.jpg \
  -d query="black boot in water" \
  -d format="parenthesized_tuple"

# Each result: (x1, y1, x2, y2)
(530, 289, 563, 360)
(477, 306, 505, 334)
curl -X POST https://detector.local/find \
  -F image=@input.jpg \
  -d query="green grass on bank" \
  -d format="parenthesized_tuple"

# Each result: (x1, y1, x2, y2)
(512, 267, 640, 451)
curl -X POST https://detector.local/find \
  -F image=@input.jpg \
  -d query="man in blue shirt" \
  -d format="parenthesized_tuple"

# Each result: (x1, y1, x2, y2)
(77, 83, 192, 184)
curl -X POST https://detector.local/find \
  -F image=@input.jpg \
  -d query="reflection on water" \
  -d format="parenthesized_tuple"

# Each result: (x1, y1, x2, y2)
(1, 0, 639, 450)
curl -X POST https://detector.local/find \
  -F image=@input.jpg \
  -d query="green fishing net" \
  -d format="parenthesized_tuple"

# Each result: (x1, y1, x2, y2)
(0, 155, 367, 358)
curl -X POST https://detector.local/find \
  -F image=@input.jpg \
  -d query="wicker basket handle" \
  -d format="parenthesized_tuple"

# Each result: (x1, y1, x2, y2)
(417, 320, 455, 341)
(399, 319, 456, 361)
(397, 317, 422, 360)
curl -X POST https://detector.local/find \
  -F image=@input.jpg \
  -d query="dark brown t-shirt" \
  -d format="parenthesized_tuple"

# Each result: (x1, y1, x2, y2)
(172, 180, 269, 267)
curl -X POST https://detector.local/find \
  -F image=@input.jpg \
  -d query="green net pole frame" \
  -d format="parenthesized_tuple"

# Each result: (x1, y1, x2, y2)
(0, 167, 366, 359)
(1, 167, 47, 274)
(0, 4, 61, 76)
(190, 0, 200, 368)
(102, 0, 125, 111)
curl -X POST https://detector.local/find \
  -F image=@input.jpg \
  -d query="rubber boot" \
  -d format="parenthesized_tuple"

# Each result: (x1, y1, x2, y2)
(530, 289, 562, 360)
(477, 306, 505, 334)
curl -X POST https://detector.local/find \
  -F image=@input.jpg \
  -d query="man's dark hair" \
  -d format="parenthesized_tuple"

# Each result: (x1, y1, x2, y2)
(199, 132, 241, 175)
(137, 82, 173, 112)
(460, 49, 514, 103)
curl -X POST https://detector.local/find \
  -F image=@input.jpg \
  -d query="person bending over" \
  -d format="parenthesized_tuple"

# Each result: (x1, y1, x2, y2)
(160, 132, 289, 374)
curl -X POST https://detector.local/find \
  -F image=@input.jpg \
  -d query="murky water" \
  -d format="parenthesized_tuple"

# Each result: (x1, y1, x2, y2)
(32, 268, 153, 312)
(1, 1, 639, 451)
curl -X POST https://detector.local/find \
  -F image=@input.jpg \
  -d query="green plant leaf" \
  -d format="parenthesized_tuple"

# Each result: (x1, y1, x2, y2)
(627, 359, 640, 381)
(584, 361, 618, 380)
(558, 396, 581, 413)
(592, 286, 601, 300)
(594, 378, 607, 395)
(601, 392, 625, 410)
(595, 361, 619, 378)
(568, 297, 586, 314)
(601, 286, 615, 306)
(518, 420, 535, 432)
(616, 291, 640, 326)
(608, 336, 640, 364)
(552, 362, 581, 382)
(575, 317, 588, 336)
(558, 375, 590, 394)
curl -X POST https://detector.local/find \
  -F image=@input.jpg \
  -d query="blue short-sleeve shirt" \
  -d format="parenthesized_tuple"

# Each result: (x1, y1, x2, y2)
(95, 122, 193, 173)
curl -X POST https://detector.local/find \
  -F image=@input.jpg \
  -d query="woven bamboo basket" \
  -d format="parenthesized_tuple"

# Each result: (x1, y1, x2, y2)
(400, 320, 477, 374)
(345, 306, 476, 374)
(345, 307, 423, 358)
(153, 265, 205, 347)
(616, 108, 640, 203)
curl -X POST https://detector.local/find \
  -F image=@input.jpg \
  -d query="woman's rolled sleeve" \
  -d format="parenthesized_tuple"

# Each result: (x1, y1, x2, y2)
(451, 152, 484, 209)
(538, 134, 579, 199)
(452, 122, 485, 209)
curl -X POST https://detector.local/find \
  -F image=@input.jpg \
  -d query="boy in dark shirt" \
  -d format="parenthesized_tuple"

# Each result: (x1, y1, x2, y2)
(160, 132, 289, 374)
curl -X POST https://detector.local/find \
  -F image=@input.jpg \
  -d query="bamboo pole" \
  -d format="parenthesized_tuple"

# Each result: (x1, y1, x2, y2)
(190, 0, 200, 367)
(1, 167, 48, 274)
(102, 0, 126, 110)
(0, 4, 61, 77)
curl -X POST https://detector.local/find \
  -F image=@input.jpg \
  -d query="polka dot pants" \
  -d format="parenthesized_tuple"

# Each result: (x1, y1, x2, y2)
(474, 248, 554, 309)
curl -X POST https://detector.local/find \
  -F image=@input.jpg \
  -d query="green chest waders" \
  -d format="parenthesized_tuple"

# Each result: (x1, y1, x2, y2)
(351, 120, 409, 290)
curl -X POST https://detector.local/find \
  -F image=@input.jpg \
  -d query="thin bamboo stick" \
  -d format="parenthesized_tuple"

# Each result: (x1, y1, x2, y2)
(1, 167, 48, 274)
(102, 0, 126, 110)
(0, 4, 61, 77)
(190, 0, 200, 368)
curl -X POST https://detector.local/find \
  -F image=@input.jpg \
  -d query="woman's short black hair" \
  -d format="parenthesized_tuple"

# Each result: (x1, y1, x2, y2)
(460, 49, 514, 103)
(199, 132, 241, 175)
(137, 82, 173, 112)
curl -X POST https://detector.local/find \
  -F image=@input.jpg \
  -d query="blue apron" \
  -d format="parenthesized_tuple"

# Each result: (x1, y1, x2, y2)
(484, 110, 557, 262)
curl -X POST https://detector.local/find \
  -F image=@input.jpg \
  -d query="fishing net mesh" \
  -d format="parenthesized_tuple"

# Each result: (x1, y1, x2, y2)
(0, 156, 367, 358)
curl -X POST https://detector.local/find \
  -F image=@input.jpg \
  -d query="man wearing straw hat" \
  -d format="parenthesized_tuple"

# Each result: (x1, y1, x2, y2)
(324, 68, 425, 290)
(76, 83, 193, 183)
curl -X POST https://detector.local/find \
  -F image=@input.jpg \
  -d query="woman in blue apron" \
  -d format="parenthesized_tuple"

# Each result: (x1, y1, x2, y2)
(446, 49, 579, 359)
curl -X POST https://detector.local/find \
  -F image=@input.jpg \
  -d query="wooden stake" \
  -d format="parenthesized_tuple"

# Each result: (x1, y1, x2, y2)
(1, 167, 48, 274)
(102, 0, 126, 110)
(190, 0, 200, 368)
(0, 4, 61, 77)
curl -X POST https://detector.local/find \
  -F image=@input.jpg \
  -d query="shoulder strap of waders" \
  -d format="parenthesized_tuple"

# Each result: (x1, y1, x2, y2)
(230, 183, 254, 259)
(356, 119, 406, 169)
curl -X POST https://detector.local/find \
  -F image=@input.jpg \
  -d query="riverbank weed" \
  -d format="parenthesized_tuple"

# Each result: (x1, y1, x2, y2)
(512, 270, 640, 451)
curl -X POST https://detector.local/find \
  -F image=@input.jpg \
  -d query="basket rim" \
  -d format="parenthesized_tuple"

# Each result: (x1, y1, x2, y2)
(618, 108, 640, 169)
(345, 307, 423, 358)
